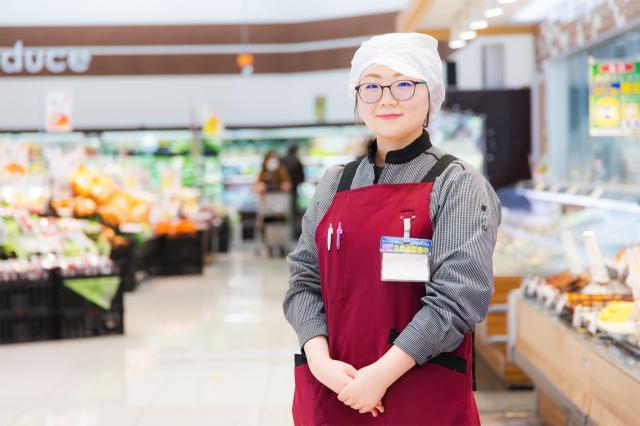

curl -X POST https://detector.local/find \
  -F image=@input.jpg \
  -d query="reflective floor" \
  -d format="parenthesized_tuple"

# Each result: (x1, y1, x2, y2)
(0, 251, 540, 426)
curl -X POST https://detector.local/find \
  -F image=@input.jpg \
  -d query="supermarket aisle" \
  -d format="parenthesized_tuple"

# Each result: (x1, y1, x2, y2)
(0, 252, 539, 426)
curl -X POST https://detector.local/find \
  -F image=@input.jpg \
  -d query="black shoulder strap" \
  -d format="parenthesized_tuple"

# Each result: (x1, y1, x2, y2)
(421, 154, 457, 183)
(337, 160, 360, 192)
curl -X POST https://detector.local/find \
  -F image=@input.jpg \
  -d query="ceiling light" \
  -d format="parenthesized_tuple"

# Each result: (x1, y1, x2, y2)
(511, 0, 566, 24)
(469, 19, 488, 30)
(484, 7, 504, 18)
(448, 39, 467, 49)
(459, 30, 478, 41)
(498, 0, 518, 4)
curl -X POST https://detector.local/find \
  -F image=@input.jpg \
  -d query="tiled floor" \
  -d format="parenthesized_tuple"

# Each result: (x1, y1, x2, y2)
(0, 251, 540, 426)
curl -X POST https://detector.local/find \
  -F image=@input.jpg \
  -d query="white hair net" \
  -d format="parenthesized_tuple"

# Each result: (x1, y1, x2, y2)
(348, 32, 445, 119)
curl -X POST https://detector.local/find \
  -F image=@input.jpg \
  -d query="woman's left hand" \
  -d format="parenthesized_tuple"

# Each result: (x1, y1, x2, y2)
(337, 363, 390, 413)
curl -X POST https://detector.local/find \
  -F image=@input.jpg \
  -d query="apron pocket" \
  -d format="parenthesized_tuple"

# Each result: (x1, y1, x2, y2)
(292, 354, 328, 426)
(382, 361, 473, 426)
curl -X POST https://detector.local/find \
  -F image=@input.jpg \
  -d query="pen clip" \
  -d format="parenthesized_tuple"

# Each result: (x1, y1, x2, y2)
(336, 222, 343, 250)
(327, 223, 333, 251)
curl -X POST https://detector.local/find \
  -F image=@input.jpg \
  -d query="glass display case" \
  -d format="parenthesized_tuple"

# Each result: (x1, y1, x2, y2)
(495, 182, 640, 277)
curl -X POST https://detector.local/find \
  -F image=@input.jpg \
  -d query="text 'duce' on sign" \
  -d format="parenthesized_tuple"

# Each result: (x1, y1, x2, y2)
(0, 40, 92, 75)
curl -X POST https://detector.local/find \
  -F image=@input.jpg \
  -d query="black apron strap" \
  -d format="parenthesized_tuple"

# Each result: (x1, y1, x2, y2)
(472, 329, 478, 391)
(337, 160, 360, 192)
(421, 154, 457, 183)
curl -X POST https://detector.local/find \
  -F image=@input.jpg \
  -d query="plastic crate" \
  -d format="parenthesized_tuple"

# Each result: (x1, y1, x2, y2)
(0, 276, 56, 317)
(147, 232, 204, 276)
(1, 314, 57, 344)
(55, 272, 125, 340)
(56, 273, 124, 311)
(58, 306, 124, 339)
(111, 242, 149, 292)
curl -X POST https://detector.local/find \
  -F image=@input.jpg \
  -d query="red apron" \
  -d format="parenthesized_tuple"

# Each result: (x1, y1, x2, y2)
(293, 157, 480, 426)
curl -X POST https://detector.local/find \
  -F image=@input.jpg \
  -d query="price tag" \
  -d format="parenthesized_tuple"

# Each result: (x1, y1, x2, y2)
(522, 276, 536, 295)
(572, 307, 583, 328)
(583, 231, 609, 283)
(561, 231, 584, 275)
(588, 314, 599, 335)
(545, 288, 559, 309)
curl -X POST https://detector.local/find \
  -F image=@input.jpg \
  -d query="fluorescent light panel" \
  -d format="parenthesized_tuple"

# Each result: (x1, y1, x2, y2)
(484, 7, 504, 18)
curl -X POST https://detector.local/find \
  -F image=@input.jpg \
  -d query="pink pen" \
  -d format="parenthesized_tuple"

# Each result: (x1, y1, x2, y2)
(336, 222, 343, 250)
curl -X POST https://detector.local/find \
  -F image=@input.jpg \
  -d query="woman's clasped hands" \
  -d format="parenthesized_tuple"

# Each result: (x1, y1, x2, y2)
(308, 357, 388, 417)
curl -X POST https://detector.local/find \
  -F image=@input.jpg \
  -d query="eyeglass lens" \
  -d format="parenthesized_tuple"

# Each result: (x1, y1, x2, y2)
(358, 81, 418, 103)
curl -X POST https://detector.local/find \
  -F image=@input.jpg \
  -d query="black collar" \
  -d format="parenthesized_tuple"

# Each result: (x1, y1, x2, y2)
(367, 131, 432, 165)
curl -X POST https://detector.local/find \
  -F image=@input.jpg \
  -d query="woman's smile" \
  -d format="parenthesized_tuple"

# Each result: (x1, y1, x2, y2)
(376, 113, 403, 120)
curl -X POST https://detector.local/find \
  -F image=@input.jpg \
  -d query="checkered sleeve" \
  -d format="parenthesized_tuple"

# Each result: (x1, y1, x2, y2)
(393, 166, 501, 365)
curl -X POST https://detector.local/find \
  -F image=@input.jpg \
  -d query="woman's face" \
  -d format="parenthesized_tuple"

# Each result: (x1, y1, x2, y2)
(356, 64, 430, 140)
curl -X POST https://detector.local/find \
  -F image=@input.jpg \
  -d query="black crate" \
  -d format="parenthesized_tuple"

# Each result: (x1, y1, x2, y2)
(111, 242, 149, 292)
(0, 276, 56, 317)
(147, 233, 204, 276)
(0, 314, 57, 344)
(56, 273, 124, 311)
(58, 306, 124, 339)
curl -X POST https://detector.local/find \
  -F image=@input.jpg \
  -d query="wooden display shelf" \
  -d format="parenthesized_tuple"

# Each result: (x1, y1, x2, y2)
(476, 275, 531, 388)
(513, 297, 640, 426)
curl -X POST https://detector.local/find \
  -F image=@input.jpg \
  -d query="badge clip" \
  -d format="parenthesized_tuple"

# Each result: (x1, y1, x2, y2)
(401, 215, 416, 243)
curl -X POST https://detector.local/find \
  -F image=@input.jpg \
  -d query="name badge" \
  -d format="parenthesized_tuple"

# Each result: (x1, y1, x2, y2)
(380, 236, 431, 283)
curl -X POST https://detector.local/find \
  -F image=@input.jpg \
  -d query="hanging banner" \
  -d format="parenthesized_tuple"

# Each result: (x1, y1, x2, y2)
(589, 58, 640, 137)
(45, 91, 73, 132)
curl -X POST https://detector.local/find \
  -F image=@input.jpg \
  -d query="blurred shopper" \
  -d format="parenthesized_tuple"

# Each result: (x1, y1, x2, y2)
(284, 33, 500, 425)
(255, 151, 292, 257)
(281, 143, 306, 238)
(256, 151, 291, 194)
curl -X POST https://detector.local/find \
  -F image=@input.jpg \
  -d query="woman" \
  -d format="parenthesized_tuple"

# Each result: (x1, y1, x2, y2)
(256, 151, 292, 194)
(283, 33, 500, 426)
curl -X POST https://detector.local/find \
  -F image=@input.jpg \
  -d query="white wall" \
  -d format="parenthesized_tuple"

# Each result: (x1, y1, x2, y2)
(449, 34, 535, 90)
(1, 0, 408, 25)
(0, 70, 356, 130)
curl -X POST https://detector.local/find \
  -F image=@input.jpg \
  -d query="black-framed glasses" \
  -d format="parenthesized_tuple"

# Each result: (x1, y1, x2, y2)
(354, 80, 427, 104)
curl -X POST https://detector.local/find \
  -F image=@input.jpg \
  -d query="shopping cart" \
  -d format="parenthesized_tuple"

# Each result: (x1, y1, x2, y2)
(256, 191, 292, 257)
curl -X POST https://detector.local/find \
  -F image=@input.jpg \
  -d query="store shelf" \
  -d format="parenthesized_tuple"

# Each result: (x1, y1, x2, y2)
(512, 296, 639, 426)
(476, 275, 531, 388)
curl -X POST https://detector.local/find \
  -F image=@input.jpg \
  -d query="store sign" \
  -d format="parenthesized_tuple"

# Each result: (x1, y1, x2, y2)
(589, 59, 640, 137)
(0, 40, 92, 75)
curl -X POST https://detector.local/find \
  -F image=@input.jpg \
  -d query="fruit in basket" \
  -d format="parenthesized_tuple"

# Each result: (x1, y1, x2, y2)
(154, 221, 172, 235)
(4, 163, 25, 174)
(176, 219, 196, 234)
(97, 205, 124, 227)
(89, 175, 117, 205)
(70, 166, 92, 198)
(73, 197, 97, 217)
(599, 301, 634, 323)
(127, 199, 150, 223)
